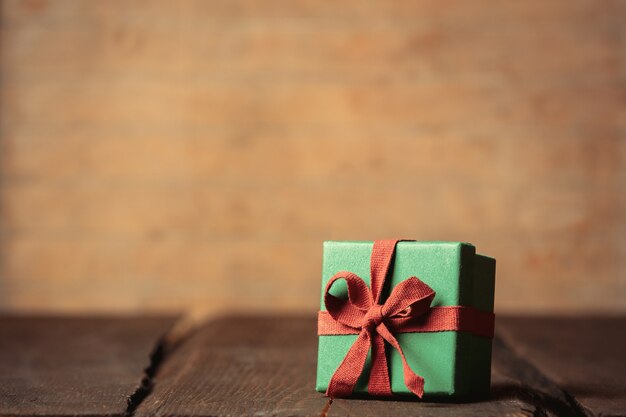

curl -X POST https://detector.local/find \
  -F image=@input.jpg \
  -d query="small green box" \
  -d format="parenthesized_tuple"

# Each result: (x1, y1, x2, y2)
(316, 241, 495, 398)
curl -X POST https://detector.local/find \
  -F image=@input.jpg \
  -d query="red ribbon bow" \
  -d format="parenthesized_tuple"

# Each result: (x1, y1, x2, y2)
(323, 240, 435, 398)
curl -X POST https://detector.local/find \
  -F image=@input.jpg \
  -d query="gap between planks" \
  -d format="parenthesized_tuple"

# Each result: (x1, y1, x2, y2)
(492, 334, 592, 417)
(124, 314, 203, 417)
(319, 399, 333, 417)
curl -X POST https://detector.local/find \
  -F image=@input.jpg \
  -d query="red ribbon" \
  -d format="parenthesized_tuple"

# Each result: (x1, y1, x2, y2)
(318, 240, 495, 399)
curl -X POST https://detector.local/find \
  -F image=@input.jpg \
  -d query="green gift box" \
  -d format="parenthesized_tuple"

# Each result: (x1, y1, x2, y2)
(316, 241, 495, 398)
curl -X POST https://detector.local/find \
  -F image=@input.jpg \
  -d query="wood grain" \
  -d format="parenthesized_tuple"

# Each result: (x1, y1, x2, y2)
(135, 315, 600, 417)
(1, 0, 625, 314)
(136, 315, 329, 417)
(499, 316, 626, 417)
(0, 315, 177, 417)
(1, 315, 622, 416)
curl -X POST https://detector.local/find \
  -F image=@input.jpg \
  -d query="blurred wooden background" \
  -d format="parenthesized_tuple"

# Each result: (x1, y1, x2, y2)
(0, 0, 624, 315)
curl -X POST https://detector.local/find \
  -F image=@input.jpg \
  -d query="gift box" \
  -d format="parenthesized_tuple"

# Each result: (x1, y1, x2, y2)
(316, 240, 495, 398)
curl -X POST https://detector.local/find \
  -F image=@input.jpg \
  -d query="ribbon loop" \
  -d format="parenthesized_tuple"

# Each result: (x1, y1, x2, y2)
(382, 277, 436, 318)
(324, 271, 373, 329)
(323, 239, 435, 399)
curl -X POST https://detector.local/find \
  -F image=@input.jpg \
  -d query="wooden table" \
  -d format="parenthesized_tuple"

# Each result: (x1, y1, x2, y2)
(0, 315, 623, 417)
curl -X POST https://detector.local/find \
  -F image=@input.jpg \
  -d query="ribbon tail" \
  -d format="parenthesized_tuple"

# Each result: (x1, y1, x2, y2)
(377, 323, 425, 398)
(367, 332, 392, 396)
(326, 330, 371, 398)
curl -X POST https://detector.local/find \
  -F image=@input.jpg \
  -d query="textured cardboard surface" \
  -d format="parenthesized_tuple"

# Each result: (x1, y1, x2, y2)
(316, 241, 495, 397)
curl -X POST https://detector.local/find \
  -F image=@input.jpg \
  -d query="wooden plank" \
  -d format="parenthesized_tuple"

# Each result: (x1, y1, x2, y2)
(136, 315, 583, 417)
(0, 315, 178, 417)
(5, 81, 622, 128)
(2, 2, 620, 81)
(136, 315, 329, 417)
(2, 233, 623, 315)
(5, 179, 613, 241)
(5, 131, 615, 190)
(499, 316, 626, 417)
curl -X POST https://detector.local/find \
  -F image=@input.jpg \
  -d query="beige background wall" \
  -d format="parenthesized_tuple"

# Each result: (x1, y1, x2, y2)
(1, 0, 624, 315)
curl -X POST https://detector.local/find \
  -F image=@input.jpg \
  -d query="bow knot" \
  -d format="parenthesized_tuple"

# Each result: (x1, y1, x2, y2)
(323, 240, 436, 399)
(363, 305, 384, 330)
